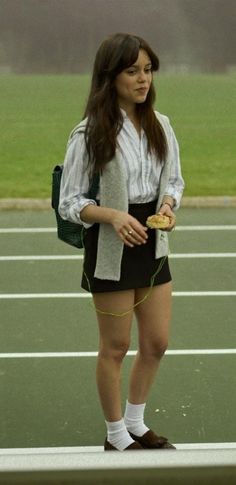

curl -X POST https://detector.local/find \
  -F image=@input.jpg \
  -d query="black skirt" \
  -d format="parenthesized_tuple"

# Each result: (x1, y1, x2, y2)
(81, 200, 172, 293)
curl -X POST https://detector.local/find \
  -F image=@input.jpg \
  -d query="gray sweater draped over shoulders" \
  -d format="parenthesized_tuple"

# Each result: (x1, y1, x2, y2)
(94, 112, 174, 281)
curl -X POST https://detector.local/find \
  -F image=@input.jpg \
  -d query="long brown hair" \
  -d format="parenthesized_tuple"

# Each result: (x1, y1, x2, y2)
(83, 33, 167, 172)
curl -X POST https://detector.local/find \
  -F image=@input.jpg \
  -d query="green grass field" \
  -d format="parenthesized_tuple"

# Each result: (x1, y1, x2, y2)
(0, 74, 235, 198)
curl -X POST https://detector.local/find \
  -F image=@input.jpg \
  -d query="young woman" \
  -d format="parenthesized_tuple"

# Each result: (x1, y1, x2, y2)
(59, 33, 184, 451)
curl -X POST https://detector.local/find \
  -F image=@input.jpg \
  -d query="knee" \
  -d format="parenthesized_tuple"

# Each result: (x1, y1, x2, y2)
(155, 340, 168, 359)
(139, 339, 168, 361)
(99, 339, 130, 363)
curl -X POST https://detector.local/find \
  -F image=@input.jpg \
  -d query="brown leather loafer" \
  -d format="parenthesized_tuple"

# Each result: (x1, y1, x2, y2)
(104, 438, 143, 451)
(129, 430, 176, 449)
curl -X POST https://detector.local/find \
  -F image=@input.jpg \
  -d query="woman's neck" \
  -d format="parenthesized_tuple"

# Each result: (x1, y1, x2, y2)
(120, 104, 141, 135)
(119, 101, 136, 119)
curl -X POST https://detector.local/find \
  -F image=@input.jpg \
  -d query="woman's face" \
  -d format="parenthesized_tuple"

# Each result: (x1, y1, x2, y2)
(115, 49, 152, 112)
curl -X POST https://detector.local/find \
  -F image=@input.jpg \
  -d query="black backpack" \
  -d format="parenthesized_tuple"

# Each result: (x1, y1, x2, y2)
(51, 164, 99, 249)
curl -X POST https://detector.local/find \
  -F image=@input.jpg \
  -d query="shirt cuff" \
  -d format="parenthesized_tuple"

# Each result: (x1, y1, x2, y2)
(163, 191, 182, 211)
(70, 199, 97, 228)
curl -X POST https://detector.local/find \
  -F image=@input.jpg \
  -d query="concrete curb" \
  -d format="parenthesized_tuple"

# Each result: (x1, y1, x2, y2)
(0, 196, 236, 210)
(0, 199, 52, 210)
(180, 196, 236, 207)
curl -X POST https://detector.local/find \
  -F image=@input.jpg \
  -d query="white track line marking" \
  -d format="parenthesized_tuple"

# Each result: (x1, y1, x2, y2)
(0, 349, 235, 359)
(0, 291, 235, 299)
(0, 228, 56, 233)
(0, 255, 83, 261)
(0, 293, 91, 299)
(175, 225, 236, 231)
(173, 291, 236, 296)
(1, 225, 236, 234)
(169, 253, 236, 258)
(0, 253, 236, 261)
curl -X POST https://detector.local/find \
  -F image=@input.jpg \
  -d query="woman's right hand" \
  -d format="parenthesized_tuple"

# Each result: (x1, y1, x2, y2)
(111, 210, 148, 247)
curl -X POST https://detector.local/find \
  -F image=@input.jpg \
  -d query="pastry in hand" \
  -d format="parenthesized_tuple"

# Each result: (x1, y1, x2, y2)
(146, 214, 170, 229)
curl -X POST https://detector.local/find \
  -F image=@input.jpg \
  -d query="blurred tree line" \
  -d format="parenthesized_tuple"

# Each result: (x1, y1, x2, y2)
(0, 0, 235, 73)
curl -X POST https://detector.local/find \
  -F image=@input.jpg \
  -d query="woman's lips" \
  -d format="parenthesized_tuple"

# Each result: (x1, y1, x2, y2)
(136, 88, 148, 94)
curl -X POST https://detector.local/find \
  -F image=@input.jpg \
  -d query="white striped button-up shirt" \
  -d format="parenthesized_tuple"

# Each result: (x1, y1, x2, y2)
(59, 110, 184, 226)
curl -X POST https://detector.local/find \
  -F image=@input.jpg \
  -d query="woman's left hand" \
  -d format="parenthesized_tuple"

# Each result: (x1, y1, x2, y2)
(158, 203, 176, 231)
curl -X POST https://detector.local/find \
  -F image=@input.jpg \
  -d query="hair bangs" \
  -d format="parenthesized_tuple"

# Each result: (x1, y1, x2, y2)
(139, 39, 160, 71)
(101, 34, 160, 80)
(106, 35, 140, 78)
(114, 34, 160, 75)
(116, 36, 141, 72)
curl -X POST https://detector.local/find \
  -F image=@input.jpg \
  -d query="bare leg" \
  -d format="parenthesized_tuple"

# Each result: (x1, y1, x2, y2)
(128, 281, 172, 404)
(93, 290, 134, 421)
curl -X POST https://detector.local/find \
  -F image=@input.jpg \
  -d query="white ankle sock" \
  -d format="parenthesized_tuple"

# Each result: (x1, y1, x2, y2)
(105, 418, 134, 451)
(124, 401, 149, 437)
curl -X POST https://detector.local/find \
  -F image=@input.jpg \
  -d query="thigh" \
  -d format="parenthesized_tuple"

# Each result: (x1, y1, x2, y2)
(134, 282, 172, 348)
(93, 290, 135, 348)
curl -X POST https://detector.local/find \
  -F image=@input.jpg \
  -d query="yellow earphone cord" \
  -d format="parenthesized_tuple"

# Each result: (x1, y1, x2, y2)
(81, 224, 173, 317)
(83, 253, 167, 317)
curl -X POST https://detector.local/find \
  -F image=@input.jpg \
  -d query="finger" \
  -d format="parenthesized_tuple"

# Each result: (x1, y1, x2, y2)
(160, 217, 176, 232)
(120, 229, 133, 246)
(130, 224, 148, 241)
(122, 233, 134, 247)
(126, 228, 147, 245)
(121, 225, 146, 241)
(167, 218, 176, 231)
(126, 233, 142, 245)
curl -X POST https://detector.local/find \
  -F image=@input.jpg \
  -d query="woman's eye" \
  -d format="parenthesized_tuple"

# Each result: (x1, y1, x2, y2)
(126, 67, 152, 75)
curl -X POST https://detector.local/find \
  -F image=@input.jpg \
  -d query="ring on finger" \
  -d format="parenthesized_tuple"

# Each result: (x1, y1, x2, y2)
(128, 230, 133, 235)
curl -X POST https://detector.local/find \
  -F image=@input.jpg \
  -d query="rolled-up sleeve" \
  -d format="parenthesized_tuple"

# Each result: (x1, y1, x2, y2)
(58, 132, 97, 228)
(164, 124, 185, 210)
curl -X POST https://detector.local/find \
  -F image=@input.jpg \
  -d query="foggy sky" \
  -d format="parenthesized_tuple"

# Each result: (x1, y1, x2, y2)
(0, 0, 235, 73)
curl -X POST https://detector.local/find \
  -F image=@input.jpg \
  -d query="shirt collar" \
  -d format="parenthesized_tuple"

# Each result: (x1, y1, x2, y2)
(120, 107, 145, 138)
(120, 108, 128, 119)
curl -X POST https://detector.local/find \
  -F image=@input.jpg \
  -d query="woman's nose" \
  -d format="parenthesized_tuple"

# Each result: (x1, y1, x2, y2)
(138, 71, 147, 82)
(138, 71, 148, 82)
